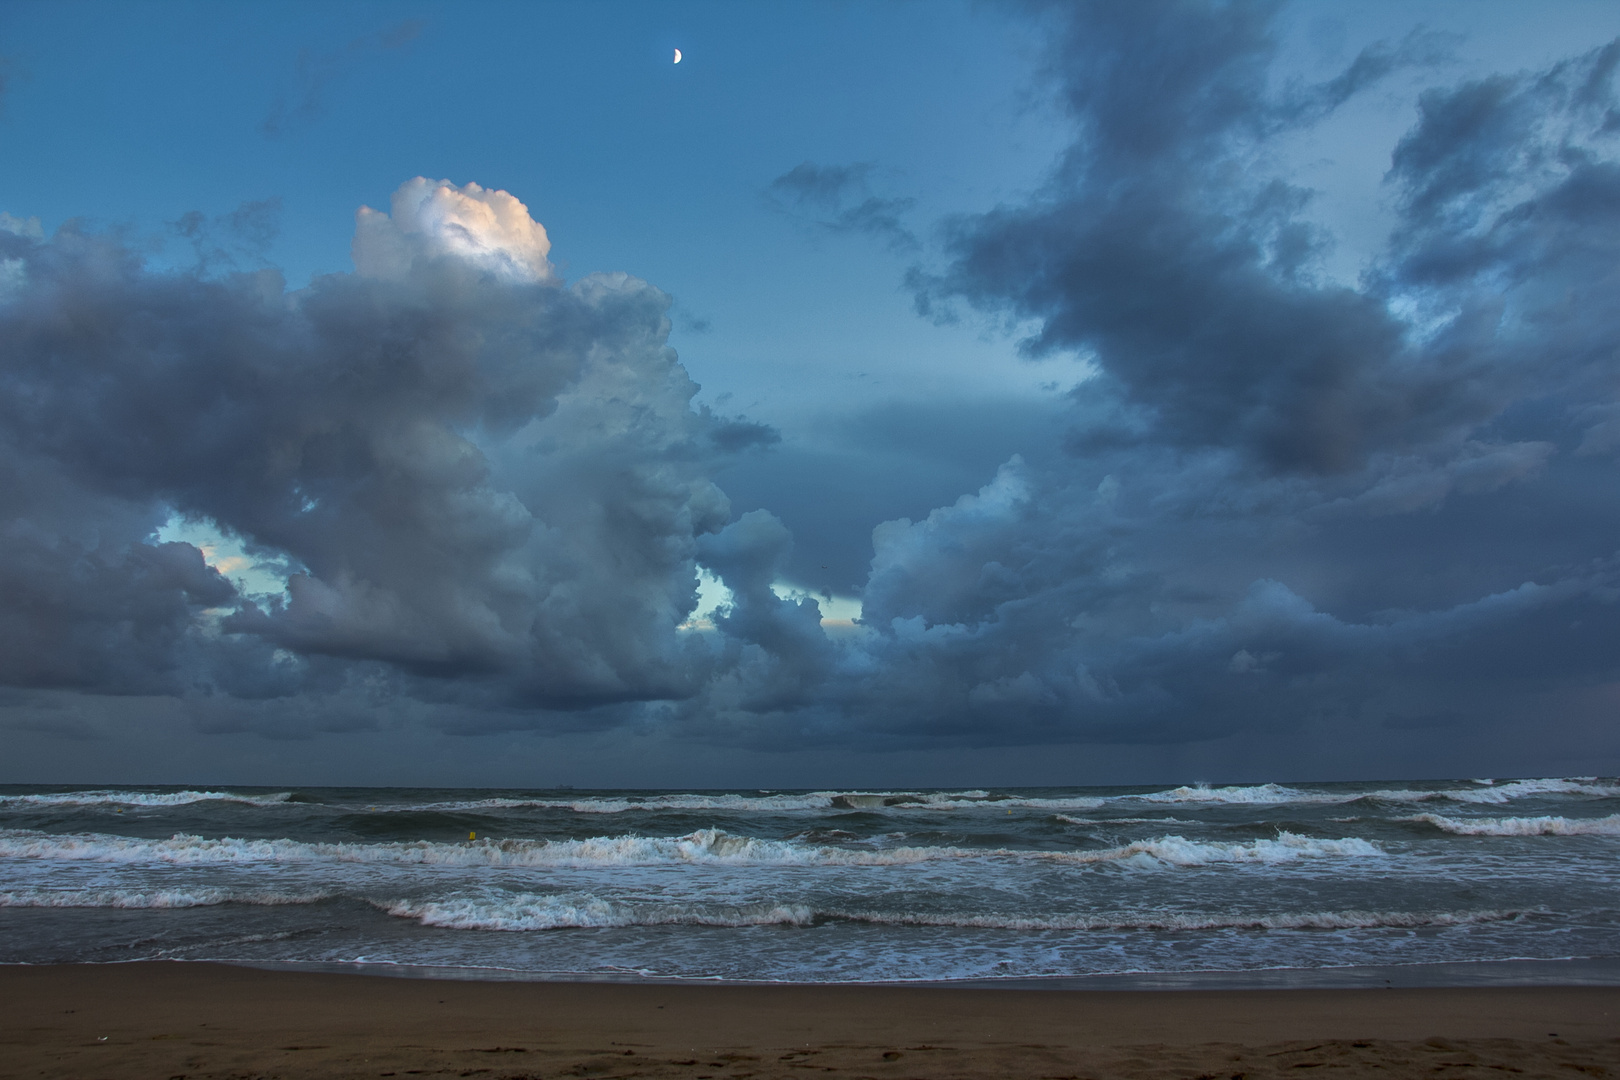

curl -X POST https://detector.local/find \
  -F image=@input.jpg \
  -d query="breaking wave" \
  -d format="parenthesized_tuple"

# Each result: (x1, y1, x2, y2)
(0, 887, 330, 909)
(491, 778, 1615, 814)
(0, 828, 1382, 870)
(0, 789, 293, 809)
(1406, 813, 1620, 836)
(379, 891, 1518, 933)
(385, 894, 818, 931)
(3, 779, 1609, 817)
(0, 881, 1527, 935)
(1126, 778, 1620, 807)
(1042, 833, 1381, 866)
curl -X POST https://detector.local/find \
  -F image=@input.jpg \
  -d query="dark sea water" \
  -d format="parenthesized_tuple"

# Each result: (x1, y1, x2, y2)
(2, 779, 1618, 985)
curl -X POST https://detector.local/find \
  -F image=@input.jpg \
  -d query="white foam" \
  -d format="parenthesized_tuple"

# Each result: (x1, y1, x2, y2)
(0, 828, 975, 868)
(0, 790, 292, 809)
(378, 891, 1517, 933)
(316, 778, 1620, 817)
(1408, 779, 1620, 804)
(0, 827, 1383, 870)
(1120, 778, 1620, 808)
(385, 894, 815, 931)
(0, 887, 329, 909)
(1407, 813, 1620, 836)
(1043, 832, 1383, 867)
(1133, 783, 1322, 805)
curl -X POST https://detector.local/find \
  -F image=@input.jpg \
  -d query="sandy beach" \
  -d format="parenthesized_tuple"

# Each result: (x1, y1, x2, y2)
(1, 963, 1616, 1080)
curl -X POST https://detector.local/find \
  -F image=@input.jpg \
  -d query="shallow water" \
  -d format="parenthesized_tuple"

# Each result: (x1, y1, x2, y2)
(2, 779, 1617, 983)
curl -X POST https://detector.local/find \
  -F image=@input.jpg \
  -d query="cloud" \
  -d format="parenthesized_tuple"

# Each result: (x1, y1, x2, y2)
(260, 20, 423, 137)
(172, 197, 283, 273)
(767, 161, 918, 251)
(909, 2, 1466, 475)
(0, 179, 737, 718)
(7, 3, 1620, 778)
(672, 2, 1620, 764)
(353, 177, 554, 282)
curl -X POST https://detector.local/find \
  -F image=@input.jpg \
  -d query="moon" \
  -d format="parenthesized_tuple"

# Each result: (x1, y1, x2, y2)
(673, 48, 682, 64)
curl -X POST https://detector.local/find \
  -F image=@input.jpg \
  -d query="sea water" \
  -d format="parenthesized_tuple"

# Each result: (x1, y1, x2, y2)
(1, 779, 1617, 985)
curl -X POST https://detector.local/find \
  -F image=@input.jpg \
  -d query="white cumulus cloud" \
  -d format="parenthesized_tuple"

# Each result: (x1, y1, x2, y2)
(352, 177, 555, 282)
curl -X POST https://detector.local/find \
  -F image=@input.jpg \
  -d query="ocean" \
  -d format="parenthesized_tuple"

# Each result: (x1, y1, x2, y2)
(2, 779, 1617, 986)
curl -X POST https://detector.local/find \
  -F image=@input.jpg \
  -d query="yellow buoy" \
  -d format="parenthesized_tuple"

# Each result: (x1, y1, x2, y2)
(469, 831, 476, 840)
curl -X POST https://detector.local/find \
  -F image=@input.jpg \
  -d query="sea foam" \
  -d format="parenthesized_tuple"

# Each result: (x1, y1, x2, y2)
(377, 891, 1519, 933)
(0, 886, 330, 908)
(0, 789, 293, 809)
(1407, 813, 1620, 836)
(0, 827, 1383, 870)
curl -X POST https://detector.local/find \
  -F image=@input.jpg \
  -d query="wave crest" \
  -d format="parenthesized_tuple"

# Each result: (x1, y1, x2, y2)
(0, 827, 1383, 870)
(0, 790, 293, 809)
(0, 887, 329, 909)
(1407, 813, 1620, 836)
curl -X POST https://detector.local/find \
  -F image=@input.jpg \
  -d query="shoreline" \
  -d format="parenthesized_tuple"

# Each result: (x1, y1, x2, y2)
(214, 954, 1620, 991)
(3, 962, 1617, 1080)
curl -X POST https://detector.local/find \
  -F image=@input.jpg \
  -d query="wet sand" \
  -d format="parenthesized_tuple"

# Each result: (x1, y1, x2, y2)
(1, 962, 1616, 1079)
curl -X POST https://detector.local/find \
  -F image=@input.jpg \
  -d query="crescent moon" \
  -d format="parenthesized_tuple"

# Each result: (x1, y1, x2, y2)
(673, 48, 682, 64)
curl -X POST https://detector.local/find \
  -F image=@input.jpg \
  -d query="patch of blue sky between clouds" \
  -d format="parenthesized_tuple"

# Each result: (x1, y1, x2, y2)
(153, 512, 295, 600)
(678, 568, 863, 634)
(678, 567, 733, 632)
(771, 581, 865, 635)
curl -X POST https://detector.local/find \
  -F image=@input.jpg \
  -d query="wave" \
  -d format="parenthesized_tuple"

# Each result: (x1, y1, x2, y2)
(0, 789, 293, 809)
(473, 778, 1611, 815)
(1042, 833, 1381, 867)
(0, 879, 1524, 935)
(837, 907, 1530, 932)
(1123, 778, 1620, 808)
(402, 793, 849, 815)
(0, 887, 330, 909)
(1053, 815, 1196, 826)
(379, 891, 1516, 933)
(394, 790, 1114, 814)
(6, 779, 1606, 817)
(385, 895, 817, 931)
(1378, 779, 1620, 805)
(0, 828, 1383, 870)
(1406, 813, 1620, 836)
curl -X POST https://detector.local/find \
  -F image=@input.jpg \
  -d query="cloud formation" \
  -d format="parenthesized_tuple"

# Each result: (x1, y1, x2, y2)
(260, 20, 422, 138)
(6, 3, 1620, 777)
(767, 161, 918, 251)
(0, 179, 736, 720)
(819, 0, 1620, 754)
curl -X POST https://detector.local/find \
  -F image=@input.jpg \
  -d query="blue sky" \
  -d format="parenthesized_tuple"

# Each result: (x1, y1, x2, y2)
(4, 1, 1620, 786)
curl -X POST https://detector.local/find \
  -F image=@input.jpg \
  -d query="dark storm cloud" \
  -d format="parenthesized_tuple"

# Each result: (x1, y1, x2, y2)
(0, 183, 742, 722)
(171, 197, 283, 273)
(767, 161, 918, 251)
(911, 2, 1464, 475)
(669, 1, 1620, 761)
(720, 0, 1620, 756)
(714, 396, 1070, 597)
(260, 20, 423, 137)
(703, 413, 781, 455)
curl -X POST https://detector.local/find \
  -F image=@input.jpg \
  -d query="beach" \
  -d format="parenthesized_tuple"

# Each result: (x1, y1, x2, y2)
(3, 962, 1617, 1080)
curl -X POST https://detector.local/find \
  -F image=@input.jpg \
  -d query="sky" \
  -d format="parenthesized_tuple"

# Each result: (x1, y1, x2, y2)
(3, 0, 1620, 787)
